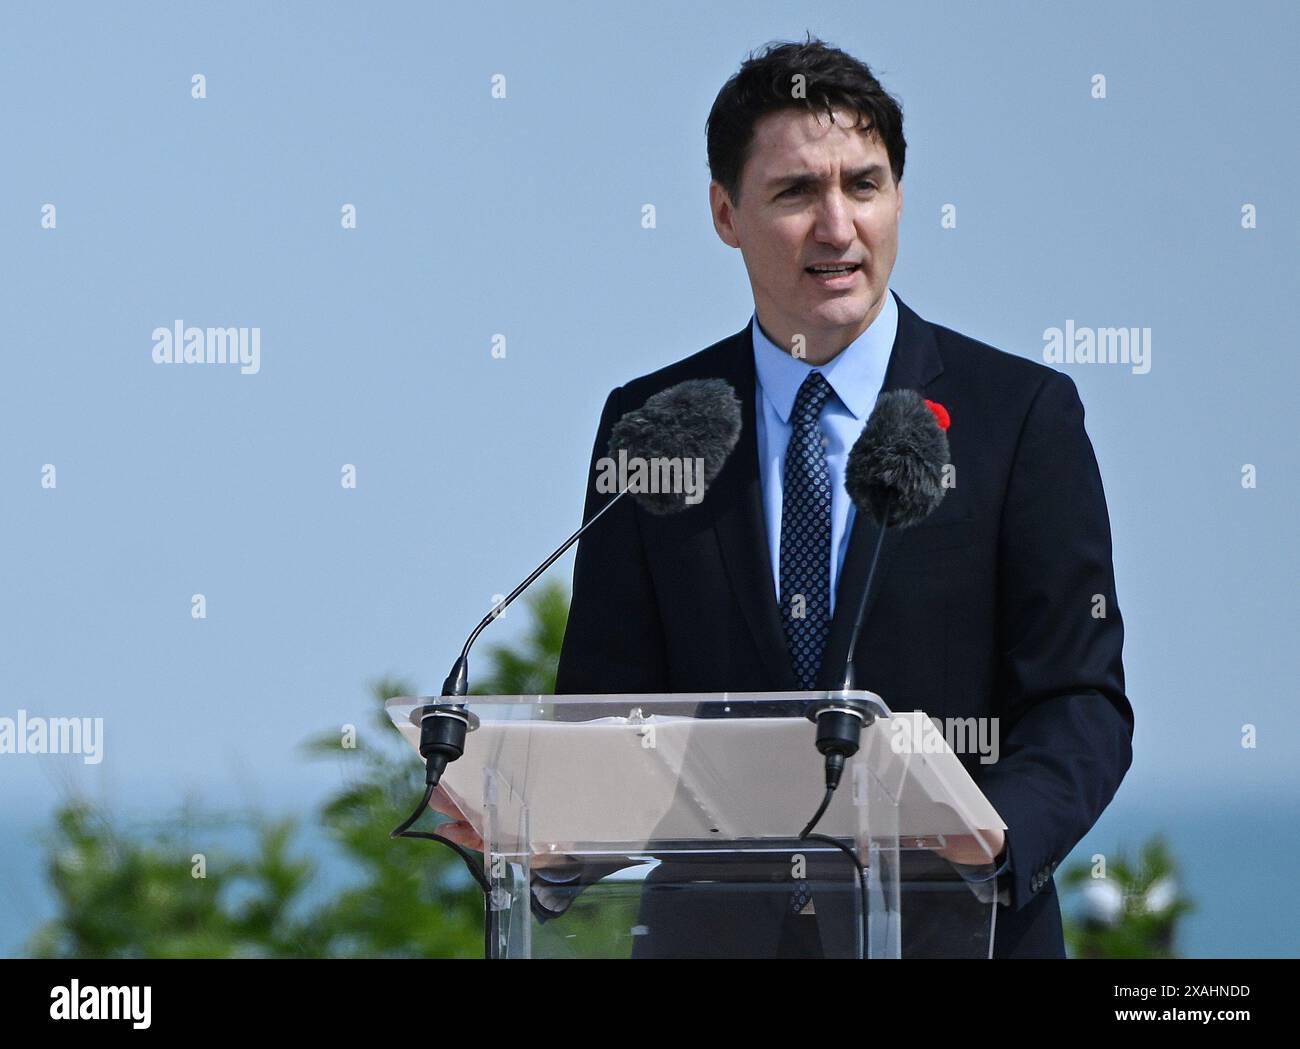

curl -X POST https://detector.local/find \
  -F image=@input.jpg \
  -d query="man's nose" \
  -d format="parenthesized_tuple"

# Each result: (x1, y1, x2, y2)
(812, 190, 856, 246)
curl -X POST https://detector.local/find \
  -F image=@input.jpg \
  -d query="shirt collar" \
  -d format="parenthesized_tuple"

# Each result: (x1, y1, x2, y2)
(750, 289, 899, 423)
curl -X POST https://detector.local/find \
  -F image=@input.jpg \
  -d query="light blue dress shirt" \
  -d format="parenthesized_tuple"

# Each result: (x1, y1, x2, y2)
(751, 288, 1009, 894)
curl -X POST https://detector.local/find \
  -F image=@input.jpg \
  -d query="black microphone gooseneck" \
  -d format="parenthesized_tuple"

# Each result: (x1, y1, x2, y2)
(835, 489, 894, 697)
(438, 487, 630, 700)
(799, 491, 892, 838)
(801, 390, 949, 838)
(411, 486, 632, 795)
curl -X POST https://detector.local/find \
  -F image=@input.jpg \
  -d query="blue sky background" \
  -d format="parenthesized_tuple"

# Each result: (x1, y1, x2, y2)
(1, 0, 1297, 956)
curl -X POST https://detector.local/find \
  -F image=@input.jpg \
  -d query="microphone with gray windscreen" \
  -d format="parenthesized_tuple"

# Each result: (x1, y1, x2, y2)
(845, 388, 950, 529)
(608, 377, 743, 514)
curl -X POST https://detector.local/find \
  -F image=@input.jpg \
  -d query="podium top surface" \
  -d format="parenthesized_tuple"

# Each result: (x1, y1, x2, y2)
(385, 689, 891, 723)
(383, 691, 1006, 853)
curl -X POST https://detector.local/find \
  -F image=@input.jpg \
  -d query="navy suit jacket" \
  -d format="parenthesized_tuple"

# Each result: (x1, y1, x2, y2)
(554, 293, 1134, 958)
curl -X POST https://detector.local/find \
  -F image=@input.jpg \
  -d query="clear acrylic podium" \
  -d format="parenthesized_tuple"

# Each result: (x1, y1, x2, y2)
(386, 691, 1006, 959)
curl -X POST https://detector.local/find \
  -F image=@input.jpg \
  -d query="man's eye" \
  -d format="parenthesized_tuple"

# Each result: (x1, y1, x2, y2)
(780, 182, 876, 198)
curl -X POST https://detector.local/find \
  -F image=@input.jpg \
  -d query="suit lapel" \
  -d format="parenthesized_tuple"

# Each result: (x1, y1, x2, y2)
(814, 294, 945, 690)
(711, 324, 801, 690)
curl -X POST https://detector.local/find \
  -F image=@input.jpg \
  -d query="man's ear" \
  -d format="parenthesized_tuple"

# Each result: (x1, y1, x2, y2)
(710, 181, 741, 249)
(895, 178, 904, 221)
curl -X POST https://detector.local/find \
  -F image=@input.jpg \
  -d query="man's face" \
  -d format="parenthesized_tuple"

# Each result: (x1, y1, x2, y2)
(710, 107, 903, 362)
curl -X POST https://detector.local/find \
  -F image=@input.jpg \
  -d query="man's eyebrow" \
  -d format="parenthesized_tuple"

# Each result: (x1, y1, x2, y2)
(767, 164, 887, 189)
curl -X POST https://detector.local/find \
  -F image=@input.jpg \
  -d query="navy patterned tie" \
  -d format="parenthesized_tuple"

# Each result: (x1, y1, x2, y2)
(779, 371, 833, 691)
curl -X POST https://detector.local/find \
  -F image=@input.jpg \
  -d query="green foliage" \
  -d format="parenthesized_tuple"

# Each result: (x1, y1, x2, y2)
(28, 802, 323, 958)
(27, 582, 570, 958)
(1059, 835, 1194, 959)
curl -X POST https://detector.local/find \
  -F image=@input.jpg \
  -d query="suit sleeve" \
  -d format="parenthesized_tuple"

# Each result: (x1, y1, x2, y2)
(555, 385, 672, 696)
(977, 370, 1135, 912)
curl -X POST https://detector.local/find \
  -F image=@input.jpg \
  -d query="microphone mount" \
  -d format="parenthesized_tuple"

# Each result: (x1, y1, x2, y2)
(801, 494, 893, 837)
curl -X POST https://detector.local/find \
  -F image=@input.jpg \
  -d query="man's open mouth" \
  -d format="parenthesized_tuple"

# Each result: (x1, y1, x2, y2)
(805, 263, 861, 277)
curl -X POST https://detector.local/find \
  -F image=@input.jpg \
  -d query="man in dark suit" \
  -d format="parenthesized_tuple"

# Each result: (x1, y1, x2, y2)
(549, 37, 1133, 959)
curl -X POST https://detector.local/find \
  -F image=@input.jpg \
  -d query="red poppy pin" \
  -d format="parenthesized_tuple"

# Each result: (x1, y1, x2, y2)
(924, 399, 951, 431)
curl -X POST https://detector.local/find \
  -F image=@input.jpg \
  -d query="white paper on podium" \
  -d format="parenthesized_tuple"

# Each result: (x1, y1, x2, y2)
(395, 711, 1005, 854)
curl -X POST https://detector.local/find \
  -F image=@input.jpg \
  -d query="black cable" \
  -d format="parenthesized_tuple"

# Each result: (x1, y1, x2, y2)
(484, 886, 493, 958)
(800, 831, 871, 961)
(800, 787, 835, 839)
(799, 784, 871, 959)
(391, 784, 435, 838)
(390, 783, 496, 958)
(393, 829, 492, 896)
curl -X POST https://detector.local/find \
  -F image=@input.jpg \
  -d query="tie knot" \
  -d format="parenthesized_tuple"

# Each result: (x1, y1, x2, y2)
(792, 371, 832, 426)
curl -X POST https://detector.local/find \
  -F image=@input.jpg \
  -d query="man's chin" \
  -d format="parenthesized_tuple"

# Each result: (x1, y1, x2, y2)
(804, 296, 870, 330)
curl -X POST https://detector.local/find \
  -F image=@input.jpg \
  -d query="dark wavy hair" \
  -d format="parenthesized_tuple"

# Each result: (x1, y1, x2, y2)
(706, 34, 906, 206)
